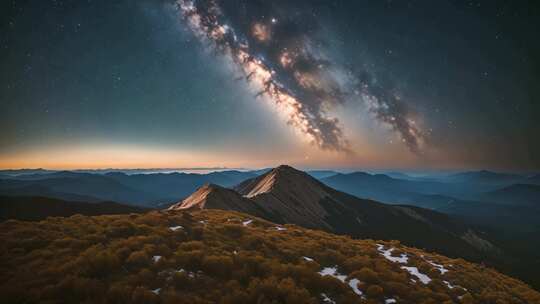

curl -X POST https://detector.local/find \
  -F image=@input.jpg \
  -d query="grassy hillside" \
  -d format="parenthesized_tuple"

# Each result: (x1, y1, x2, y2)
(1, 209, 538, 304)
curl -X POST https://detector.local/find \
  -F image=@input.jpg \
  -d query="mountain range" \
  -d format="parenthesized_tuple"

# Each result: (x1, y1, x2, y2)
(1, 165, 539, 289)
(170, 165, 497, 262)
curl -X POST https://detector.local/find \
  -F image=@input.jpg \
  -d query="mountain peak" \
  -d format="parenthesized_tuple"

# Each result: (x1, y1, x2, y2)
(236, 164, 327, 198)
(168, 183, 268, 217)
(169, 183, 226, 210)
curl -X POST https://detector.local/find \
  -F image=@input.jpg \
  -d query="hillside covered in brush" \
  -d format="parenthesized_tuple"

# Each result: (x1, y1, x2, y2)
(1, 209, 538, 304)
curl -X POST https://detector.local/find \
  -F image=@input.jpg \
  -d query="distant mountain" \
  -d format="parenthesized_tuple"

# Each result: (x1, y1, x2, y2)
(320, 170, 519, 207)
(0, 170, 256, 206)
(103, 170, 256, 203)
(445, 170, 526, 184)
(320, 171, 474, 204)
(306, 170, 340, 179)
(481, 183, 540, 206)
(0, 196, 147, 221)
(0, 173, 156, 205)
(0, 168, 56, 176)
(171, 165, 498, 261)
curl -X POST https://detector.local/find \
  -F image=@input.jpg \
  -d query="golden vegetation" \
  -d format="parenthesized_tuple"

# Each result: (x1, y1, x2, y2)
(0, 210, 538, 304)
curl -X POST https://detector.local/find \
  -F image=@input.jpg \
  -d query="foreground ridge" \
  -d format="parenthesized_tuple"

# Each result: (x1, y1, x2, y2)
(1, 209, 538, 303)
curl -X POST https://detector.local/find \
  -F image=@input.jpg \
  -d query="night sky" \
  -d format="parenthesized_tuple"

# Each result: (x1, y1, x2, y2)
(1, 0, 539, 171)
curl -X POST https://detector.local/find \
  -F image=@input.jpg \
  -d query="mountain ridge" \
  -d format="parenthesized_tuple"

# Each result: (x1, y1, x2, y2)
(170, 165, 498, 262)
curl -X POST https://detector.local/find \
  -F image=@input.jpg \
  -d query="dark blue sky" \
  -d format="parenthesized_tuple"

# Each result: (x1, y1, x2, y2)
(1, 0, 538, 170)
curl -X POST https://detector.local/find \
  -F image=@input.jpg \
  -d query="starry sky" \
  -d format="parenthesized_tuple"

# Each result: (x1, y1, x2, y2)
(1, 0, 539, 171)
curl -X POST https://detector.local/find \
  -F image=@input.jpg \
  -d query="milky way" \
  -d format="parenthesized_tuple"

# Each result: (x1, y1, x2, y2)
(176, 0, 426, 153)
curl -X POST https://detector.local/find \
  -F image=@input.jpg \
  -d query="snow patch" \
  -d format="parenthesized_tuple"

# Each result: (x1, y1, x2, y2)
(169, 225, 183, 231)
(443, 280, 455, 289)
(426, 260, 449, 274)
(401, 266, 432, 284)
(275, 226, 287, 231)
(152, 255, 162, 263)
(348, 278, 363, 296)
(385, 299, 397, 304)
(242, 219, 253, 226)
(377, 244, 408, 264)
(151, 288, 161, 295)
(318, 267, 363, 297)
(303, 256, 314, 262)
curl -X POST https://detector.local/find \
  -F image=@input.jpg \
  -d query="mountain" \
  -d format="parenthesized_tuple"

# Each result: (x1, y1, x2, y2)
(0, 168, 56, 176)
(1, 209, 538, 303)
(169, 183, 271, 220)
(0, 173, 156, 206)
(445, 170, 526, 185)
(172, 165, 498, 262)
(321, 171, 517, 209)
(480, 183, 540, 206)
(0, 196, 147, 221)
(103, 170, 256, 204)
(306, 170, 340, 179)
(0, 170, 257, 207)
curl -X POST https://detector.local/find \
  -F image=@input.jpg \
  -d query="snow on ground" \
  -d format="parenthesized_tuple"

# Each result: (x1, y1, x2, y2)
(426, 260, 449, 274)
(385, 298, 397, 303)
(377, 244, 409, 264)
(151, 288, 161, 295)
(242, 219, 253, 226)
(199, 220, 207, 224)
(443, 280, 455, 289)
(152, 255, 162, 263)
(303, 256, 314, 262)
(169, 225, 183, 231)
(348, 278, 363, 296)
(318, 267, 364, 297)
(443, 280, 467, 291)
(401, 266, 432, 284)
(275, 226, 287, 231)
(321, 293, 336, 303)
(319, 267, 347, 283)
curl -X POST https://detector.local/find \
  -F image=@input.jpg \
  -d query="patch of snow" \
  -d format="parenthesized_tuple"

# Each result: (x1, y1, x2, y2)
(319, 267, 347, 282)
(199, 220, 207, 224)
(151, 288, 161, 295)
(401, 266, 432, 284)
(348, 278, 363, 296)
(443, 280, 455, 289)
(242, 219, 253, 226)
(426, 260, 449, 274)
(303, 256, 314, 262)
(321, 293, 336, 304)
(318, 267, 363, 297)
(275, 226, 287, 231)
(233, 250, 238, 255)
(377, 244, 408, 264)
(385, 299, 397, 304)
(169, 225, 183, 231)
(152, 255, 162, 263)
